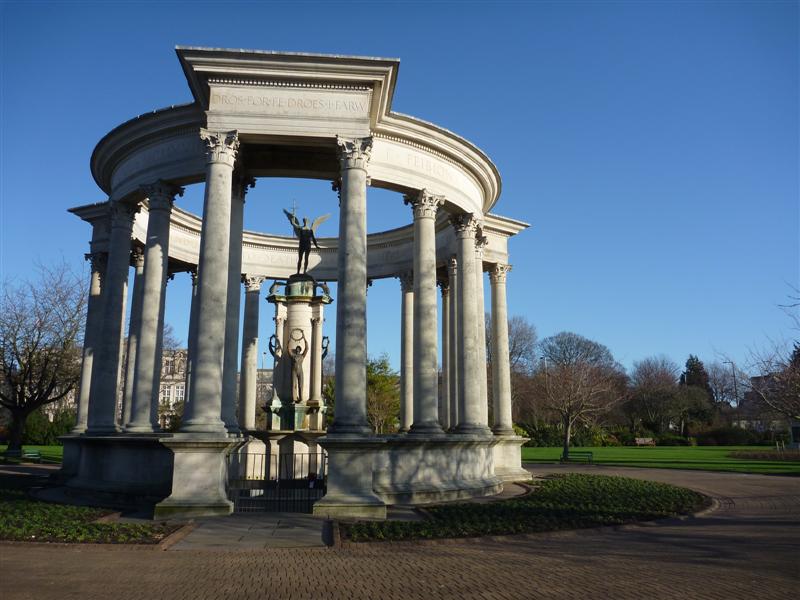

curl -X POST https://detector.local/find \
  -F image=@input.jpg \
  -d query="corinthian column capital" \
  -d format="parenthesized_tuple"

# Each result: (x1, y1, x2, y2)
(447, 255, 458, 276)
(200, 129, 240, 167)
(404, 189, 445, 220)
(450, 213, 480, 238)
(130, 246, 145, 269)
(336, 136, 373, 171)
(398, 270, 414, 293)
(109, 201, 139, 229)
(475, 234, 489, 259)
(142, 180, 183, 212)
(489, 263, 512, 284)
(85, 251, 108, 274)
(233, 173, 256, 201)
(242, 274, 265, 292)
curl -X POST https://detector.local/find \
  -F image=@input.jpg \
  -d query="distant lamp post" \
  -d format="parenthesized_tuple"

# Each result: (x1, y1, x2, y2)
(723, 360, 740, 425)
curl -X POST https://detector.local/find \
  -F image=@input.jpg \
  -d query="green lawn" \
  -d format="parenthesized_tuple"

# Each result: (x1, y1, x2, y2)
(0, 445, 63, 463)
(522, 446, 800, 475)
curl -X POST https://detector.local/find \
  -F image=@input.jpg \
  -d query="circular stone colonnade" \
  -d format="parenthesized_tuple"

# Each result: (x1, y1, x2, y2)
(62, 47, 529, 519)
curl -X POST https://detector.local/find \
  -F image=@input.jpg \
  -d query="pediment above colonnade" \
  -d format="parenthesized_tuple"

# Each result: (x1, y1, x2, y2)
(91, 47, 501, 216)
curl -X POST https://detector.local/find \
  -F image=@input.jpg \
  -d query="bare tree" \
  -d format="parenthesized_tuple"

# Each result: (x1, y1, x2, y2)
(0, 262, 86, 454)
(537, 332, 624, 459)
(485, 314, 538, 421)
(747, 341, 800, 422)
(161, 322, 181, 352)
(624, 355, 680, 434)
(742, 288, 800, 425)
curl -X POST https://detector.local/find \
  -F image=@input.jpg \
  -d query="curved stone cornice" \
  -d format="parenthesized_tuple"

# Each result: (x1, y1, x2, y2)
(89, 48, 502, 215)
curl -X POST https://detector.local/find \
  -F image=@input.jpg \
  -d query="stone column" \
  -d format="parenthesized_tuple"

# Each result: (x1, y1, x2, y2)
(121, 246, 145, 428)
(447, 256, 459, 431)
(239, 275, 264, 431)
(181, 129, 239, 434)
(310, 315, 324, 404)
(475, 234, 489, 422)
(329, 136, 372, 435)
(439, 279, 451, 431)
(183, 269, 198, 406)
(221, 175, 254, 434)
(406, 190, 444, 435)
(452, 214, 491, 435)
(398, 272, 414, 432)
(87, 201, 139, 434)
(490, 264, 514, 434)
(127, 182, 181, 432)
(73, 251, 107, 433)
(116, 276, 128, 424)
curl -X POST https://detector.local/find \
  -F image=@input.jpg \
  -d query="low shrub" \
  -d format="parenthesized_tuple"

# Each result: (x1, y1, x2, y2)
(695, 427, 757, 446)
(728, 449, 800, 461)
(343, 474, 708, 543)
(0, 489, 178, 544)
(656, 434, 691, 446)
(22, 408, 75, 446)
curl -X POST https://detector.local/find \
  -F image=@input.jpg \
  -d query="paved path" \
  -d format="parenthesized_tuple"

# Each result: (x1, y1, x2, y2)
(3, 464, 798, 600)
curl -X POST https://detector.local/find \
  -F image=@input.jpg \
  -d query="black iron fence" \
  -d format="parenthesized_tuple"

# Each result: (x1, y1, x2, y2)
(227, 451, 327, 513)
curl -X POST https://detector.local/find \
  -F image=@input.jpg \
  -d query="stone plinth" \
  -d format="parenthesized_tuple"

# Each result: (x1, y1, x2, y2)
(65, 435, 173, 498)
(312, 435, 387, 520)
(373, 434, 502, 505)
(154, 436, 236, 519)
(491, 434, 532, 482)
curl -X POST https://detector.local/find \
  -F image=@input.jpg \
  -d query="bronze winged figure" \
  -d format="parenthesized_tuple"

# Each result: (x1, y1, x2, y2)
(283, 208, 330, 274)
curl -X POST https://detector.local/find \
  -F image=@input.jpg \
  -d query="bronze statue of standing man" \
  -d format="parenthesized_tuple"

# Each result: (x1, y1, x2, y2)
(283, 208, 330, 275)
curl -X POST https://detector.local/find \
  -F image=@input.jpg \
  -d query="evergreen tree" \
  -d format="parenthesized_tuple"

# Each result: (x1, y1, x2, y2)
(677, 355, 714, 435)
(680, 355, 714, 400)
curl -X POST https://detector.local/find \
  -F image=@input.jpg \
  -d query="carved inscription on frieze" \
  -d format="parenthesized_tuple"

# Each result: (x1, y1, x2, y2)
(209, 85, 371, 120)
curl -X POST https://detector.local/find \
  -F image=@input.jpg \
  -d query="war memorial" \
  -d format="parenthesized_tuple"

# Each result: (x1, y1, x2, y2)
(62, 47, 529, 520)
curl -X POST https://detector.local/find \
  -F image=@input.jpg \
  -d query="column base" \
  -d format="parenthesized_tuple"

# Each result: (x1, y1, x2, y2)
(153, 435, 236, 520)
(492, 426, 516, 436)
(124, 423, 159, 433)
(327, 423, 373, 436)
(407, 421, 445, 436)
(455, 423, 493, 436)
(179, 419, 228, 435)
(85, 425, 121, 435)
(492, 434, 532, 482)
(315, 434, 386, 520)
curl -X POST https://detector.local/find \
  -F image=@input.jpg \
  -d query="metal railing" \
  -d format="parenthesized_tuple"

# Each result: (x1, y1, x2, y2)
(227, 451, 327, 513)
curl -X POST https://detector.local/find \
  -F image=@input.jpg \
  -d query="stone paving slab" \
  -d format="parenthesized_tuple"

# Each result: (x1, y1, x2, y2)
(171, 513, 325, 550)
(3, 466, 798, 599)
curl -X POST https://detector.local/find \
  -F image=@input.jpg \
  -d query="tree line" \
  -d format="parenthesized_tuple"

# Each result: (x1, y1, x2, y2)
(1, 264, 797, 457)
(489, 313, 799, 458)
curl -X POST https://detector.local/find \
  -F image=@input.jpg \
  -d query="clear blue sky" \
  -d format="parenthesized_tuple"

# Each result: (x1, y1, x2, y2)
(1, 1, 797, 373)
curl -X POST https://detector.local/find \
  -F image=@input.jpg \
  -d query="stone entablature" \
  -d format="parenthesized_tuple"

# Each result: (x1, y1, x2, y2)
(92, 48, 500, 216)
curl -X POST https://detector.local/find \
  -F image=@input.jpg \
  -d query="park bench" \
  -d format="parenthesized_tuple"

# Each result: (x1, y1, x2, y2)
(561, 451, 593, 464)
(635, 437, 656, 447)
(21, 450, 42, 463)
